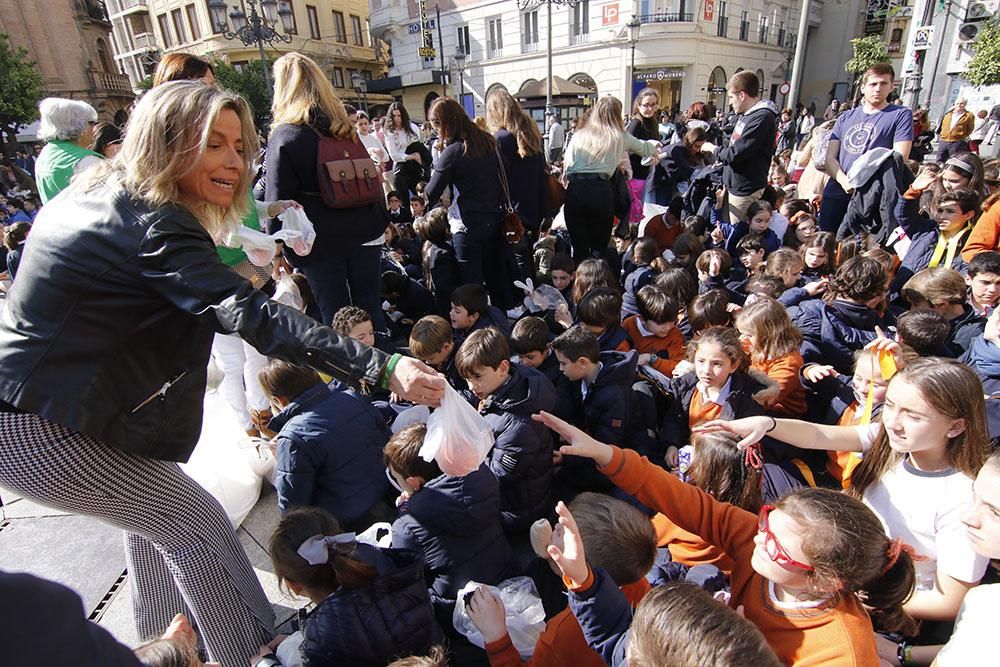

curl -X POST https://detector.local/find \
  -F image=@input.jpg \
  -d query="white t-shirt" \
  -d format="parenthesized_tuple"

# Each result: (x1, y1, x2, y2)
(862, 457, 988, 590)
(935, 583, 998, 665)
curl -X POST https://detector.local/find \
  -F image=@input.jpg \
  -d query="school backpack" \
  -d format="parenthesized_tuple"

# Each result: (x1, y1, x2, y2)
(314, 128, 381, 209)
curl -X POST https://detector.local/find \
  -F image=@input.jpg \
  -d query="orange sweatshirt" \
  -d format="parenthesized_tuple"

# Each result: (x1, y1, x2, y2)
(961, 201, 998, 263)
(483, 579, 651, 667)
(642, 214, 683, 255)
(652, 512, 735, 574)
(622, 315, 687, 377)
(753, 352, 808, 417)
(601, 446, 880, 667)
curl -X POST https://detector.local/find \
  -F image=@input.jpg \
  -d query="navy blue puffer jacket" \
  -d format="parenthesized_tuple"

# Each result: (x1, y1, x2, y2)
(479, 363, 556, 531)
(299, 544, 442, 666)
(788, 299, 887, 375)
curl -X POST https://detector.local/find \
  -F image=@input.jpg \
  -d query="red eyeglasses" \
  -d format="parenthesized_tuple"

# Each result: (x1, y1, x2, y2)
(757, 505, 814, 572)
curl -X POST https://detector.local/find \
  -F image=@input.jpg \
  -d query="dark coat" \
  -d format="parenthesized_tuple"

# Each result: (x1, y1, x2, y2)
(946, 305, 986, 358)
(788, 299, 885, 375)
(567, 567, 631, 667)
(0, 178, 388, 462)
(479, 364, 556, 531)
(536, 351, 576, 421)
(961, 336, 1000, 440)
(300, 544, 442, 667)
(597, 324, 630, 353)
(838, 152, 914, 245)
(455, 305, 511, 347)
(424, 242, 461, 317)
(584, 351, 655, 457)
(270, 383, 390, 528)
(391, 463, 513, 601)
(495, 129, 547, 231)
(888, 196, 970, 300)
(716, 101, 777, 196)
(621, 265, 657, 319)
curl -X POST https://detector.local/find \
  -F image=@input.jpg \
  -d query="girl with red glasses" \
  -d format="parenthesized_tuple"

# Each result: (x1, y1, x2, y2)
(533, 410, 916, 666)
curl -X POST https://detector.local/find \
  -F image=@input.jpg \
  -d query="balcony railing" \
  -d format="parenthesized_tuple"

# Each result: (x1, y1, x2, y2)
(570, 31, 590, 45)
(888, 41, 901, 52)
(739, 19, 749, 40)
(120, 0, 146, 10)
(717, 15, 728, 37)
(639, 12, 694, 23)
(522, 40, 540, 53)
(487, 45, 504, 59)
(89, 69, 133, 94)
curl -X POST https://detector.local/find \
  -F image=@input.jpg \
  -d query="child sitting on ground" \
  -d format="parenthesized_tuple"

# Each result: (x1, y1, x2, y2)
(265, 507, 442, 666)
(577, 287, 630, 353)
(414, 208, 460, 318)
(466, 493, 657, 667)
(622, 285, 686, 377)
(450, 283, 511, 346)
(901, 267, 985, 357)
(259, 359, 392, 531)
(409, 315, 466, 392)
(621, 238, 659, 319)
(456, 328, 555, 532)
(965, 250, 1000, 316)
(735, 297, 807, 418)
(384, 423, 513, 617)
(511, 316, 574, 420)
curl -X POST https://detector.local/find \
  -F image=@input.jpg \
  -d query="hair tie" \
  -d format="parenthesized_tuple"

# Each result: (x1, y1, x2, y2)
(882, 538, 914, 574)
(945, 155, 975, 174)
(744, 442, 763, 471)
(297, 532, 357, 565)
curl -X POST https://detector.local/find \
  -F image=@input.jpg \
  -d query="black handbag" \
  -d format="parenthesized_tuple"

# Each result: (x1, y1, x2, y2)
(611, 167, 631, 223)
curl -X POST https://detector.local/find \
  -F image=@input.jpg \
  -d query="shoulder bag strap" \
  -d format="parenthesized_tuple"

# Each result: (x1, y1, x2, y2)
(494, 143, 514, 213)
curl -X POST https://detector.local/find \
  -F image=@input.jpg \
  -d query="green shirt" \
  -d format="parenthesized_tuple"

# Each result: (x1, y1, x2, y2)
(35, 140, 103, 204)
(217, 193, 263, 267)
(564, 131, 656, 177)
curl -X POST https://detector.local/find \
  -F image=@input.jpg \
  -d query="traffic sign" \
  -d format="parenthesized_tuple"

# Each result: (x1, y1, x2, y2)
(779, 81, 790, 95)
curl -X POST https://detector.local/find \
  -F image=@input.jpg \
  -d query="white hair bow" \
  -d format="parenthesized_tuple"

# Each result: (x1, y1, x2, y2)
(296, 532, 357, 565)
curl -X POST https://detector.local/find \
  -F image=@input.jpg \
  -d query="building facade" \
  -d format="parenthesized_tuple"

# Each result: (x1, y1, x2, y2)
(107, 0, 386, 110)
(0, 0, 134, 124)
(368, 0, 805, 124)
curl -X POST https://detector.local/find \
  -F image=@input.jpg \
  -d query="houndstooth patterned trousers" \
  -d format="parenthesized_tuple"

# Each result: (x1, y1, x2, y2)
(0, 411, 275, 666)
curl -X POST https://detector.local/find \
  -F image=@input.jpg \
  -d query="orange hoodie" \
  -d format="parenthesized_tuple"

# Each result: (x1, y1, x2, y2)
(652, 512, 735, 574)
(483, 578, 650, 667)
(622, 315, 687, 377)
(961, 201, 999, 263)
(752, 352, 807, 417)
(601, 446, 879, 667)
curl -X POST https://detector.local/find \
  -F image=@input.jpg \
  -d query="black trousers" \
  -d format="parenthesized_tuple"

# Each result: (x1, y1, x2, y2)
(564, 178, 614, 262)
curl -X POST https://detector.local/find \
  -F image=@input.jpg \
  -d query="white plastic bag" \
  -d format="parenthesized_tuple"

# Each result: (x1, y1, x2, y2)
(453, 577, 546, 659)
(277, 207, 317, 256)
(272, 274, 304, 311)
(420, 384, 494, 477)
(513, 278, 570, 314)
(236, 227, 281, 267)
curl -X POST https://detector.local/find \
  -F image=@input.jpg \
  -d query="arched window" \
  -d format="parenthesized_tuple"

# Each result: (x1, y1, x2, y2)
(423, 92, 439, 117)
(96, 38, 115, 73)
(568, 72, 598, 93)
(708, 66, 727, 111)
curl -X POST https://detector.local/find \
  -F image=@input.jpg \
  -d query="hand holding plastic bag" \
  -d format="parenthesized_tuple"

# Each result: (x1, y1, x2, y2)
(236, 227, 281, 267)
(420, 384, 494, 476)
(272, 273, 304, 311)
(514, 278, 570, 314)
(277, 206, 316, 256)
(453, 577, 546, 659)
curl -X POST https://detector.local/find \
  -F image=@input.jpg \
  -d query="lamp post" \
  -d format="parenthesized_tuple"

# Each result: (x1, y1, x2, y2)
(454, 48, 466, 111)
(208, 0, 293, 96)
(351, 71, 368, 113)
(517, 0, 579, 117)
(627, 15, 641, 101)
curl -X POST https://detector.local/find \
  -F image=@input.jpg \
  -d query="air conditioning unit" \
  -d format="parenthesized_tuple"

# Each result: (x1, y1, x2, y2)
(957, 21, 981, 43)
(965, 0, 997, 21)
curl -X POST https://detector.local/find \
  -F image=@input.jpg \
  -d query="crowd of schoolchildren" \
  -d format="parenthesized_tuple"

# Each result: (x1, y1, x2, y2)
(10, 54, 1000, 667)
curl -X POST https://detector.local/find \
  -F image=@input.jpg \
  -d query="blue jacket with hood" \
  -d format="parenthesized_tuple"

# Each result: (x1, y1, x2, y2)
(787, 298, 888, 375)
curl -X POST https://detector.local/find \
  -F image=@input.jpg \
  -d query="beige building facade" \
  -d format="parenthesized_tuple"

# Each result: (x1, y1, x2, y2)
(0, 0, 134, 124)
(107, 0, 386, 109)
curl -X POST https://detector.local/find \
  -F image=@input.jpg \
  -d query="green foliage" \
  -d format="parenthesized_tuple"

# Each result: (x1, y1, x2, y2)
(213, 59, 272, 124)
(844, 35, 892, 77)
(0, 32, 44, 152)
(965, 16, 1000, 87)
(135, 76, 154, 91)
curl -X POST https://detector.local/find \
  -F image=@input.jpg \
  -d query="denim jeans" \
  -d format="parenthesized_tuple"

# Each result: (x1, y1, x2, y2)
(300, 243, 385, 330)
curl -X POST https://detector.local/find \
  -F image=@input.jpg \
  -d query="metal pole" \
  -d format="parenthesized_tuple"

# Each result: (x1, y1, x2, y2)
(437, 6, 446, 97)
(258, 30, 271, 96)
(787, 0, 810, 111)
(546, 0, 553, 116)
(459, 67, 464, 105)
(924, 0, 951, 113)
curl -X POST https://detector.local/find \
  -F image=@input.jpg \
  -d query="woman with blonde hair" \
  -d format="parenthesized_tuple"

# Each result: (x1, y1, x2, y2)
(0, 80, 443, 665)
(265, 52, 389, 326)
(562, 96, 659, 260)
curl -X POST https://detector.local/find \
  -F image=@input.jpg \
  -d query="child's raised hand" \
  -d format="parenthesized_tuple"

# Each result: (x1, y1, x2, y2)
(802, 364, 837, 383)
(532, 411, 614, 467)
(467, 585, 509, 644)
(804, 278, 828, 296)
(554, 303, 573, 329)
(691, 416, 772, 451)
(708, 253, 722, 277)
(867, 326, 904, 368)
(547, 501, 590, 586)
(911, 168, 938, 192)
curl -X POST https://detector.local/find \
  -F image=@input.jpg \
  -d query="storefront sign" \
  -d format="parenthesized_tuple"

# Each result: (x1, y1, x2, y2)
(602, 4, 619, 25)
(637, 69, 686, 81)
(418, 0, 435, 58)
(704, 0, 715, 21)
(407, 19, 436, 34)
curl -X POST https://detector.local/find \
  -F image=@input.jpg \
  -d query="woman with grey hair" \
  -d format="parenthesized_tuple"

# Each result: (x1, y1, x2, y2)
(0, 81, 443, 665)
(34, 97, 103, 203)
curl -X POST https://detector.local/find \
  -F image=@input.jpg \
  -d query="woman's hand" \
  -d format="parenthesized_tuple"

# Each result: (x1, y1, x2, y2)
(691, 416, 772, 450)
(532, 411, 614, 467)
(271, 254, 293, 282)
(664, 445, 679, 470)
(266, 200, 302, 218)
(387, 357, 445, 407)
(546, 501, 590, 586)
(467, 586, 508, 644)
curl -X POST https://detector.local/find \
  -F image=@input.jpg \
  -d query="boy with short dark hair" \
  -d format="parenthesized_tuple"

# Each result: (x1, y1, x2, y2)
(901, 267, 985, 356)
(622, 285, 686, 377)
(383, 423, 513, 614)
(577, 287, 630, 352)
(511, 316, 574, 420)
(621, 238, 659, 319)
(549, 253, 576, 307)
(966, 251, 1000, 316)
(259, 359, 392, 530)
(386, 189, 412, 224)
(450, 283, 511, 346)
(409, 315, 466, 392)
(455, 328, 555, 531)
(895, 309, 951, 356)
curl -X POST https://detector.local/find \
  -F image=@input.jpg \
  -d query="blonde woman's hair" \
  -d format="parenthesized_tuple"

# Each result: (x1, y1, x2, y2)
(73, 81, 258, 243)
(570, 96, 625, 164)
(484, 88, 542, 158)
(271, 52, 354, 140)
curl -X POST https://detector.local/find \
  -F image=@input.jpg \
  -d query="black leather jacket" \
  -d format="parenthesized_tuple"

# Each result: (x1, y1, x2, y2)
(0, 177, 389, 462)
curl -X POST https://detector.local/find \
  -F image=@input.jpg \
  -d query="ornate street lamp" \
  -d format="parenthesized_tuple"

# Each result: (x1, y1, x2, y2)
(516, 0, 579, 116)
(208, 0, 293, 95)
(627, 15, 641, 98)
(351, 70, 369, 113)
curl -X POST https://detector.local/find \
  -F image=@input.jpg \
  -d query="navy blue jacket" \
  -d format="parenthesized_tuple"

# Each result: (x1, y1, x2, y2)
(391, 463, 513, 602)
(944, 304, 985, 357)
(962, 336, 1000, 440)
(300, 544, 442, 666)
(659, 371, 770, 454)
(583, 351, 655, 457)
(597, 324, 630, 353)
(455, 306, 511, 347)
(536, 351, 576, 421)
(567, 567, 631, 667)
(788, 299, 886, 375)
(424, 242, 461, 317)
(479, 363, 556, 531)
(890, 196, 970, 301)
(270, 383, 391, 529)
(621, 265, 656, 319)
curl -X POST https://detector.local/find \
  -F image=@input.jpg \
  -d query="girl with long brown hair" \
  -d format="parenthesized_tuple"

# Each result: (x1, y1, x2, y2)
(484, 88, 546, 231)
(626, 88, 661, 223)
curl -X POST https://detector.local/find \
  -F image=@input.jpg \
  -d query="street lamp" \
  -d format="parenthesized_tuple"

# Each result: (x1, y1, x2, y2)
(351, 71, 368, 113)
(208, 0, 293, 96)
(517, 0, 579, 117)
(627, 15, 641, 100)
(454, 48, 466, 111)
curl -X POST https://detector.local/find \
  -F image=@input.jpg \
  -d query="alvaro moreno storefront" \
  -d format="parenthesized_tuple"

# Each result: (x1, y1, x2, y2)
(630, 67, 686, 114)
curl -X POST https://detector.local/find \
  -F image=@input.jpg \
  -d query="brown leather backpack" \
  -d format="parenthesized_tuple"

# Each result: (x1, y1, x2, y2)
(313, 128, 381, 209)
